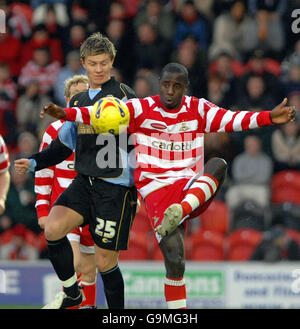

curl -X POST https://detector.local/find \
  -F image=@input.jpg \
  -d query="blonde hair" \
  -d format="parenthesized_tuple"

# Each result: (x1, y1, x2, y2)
(80, 32, 116, 60)
(64, 75, 89, 99)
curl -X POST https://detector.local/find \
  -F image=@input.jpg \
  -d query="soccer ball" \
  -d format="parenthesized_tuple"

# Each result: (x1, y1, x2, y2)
(91, 96, 130, 134)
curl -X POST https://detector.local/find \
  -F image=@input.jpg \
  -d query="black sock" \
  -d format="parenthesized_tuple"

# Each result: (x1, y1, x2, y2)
(100, 265, 124, 309)
(47, 236, 79, 298)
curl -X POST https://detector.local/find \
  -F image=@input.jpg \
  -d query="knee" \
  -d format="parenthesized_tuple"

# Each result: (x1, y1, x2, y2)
(95, 250, 118, 273)
(207, 157, 227, 172)
(44, 219, 63, 241)
(205, 157, 227, 183)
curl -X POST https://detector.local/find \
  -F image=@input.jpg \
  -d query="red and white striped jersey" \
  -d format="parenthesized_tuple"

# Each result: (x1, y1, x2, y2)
(34, 120, 76, 218)
(0, 135, 10, 173)
(18, 60, 61, 95)
(63, 95, 273, 198)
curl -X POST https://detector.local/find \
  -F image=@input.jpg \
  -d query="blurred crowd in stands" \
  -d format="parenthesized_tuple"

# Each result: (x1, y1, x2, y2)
(0, 0, 299, 262)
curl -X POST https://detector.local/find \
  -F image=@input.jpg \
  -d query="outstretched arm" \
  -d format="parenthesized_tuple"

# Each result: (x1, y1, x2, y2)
(14, 122, 76, 174)
(15, 138, 73, 174)
(42, 103, 93, 124)
(201, 97, 296, 133)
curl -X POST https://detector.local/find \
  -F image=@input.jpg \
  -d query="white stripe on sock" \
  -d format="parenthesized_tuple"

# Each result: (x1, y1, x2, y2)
(165, 277, 185, 286)
(181, 194, 200, 211)
(188, 181, 212, 201)
(198, 176, 218, 193)
(167, 299, 186, 309)
(61, 273, 77, 288)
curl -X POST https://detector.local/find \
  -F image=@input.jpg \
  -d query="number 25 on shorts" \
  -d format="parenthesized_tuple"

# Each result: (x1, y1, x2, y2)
(95, 217, 117, 239)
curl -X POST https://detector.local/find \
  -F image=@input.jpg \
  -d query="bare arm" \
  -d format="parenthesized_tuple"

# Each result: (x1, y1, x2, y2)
(0, 170, 10, 215)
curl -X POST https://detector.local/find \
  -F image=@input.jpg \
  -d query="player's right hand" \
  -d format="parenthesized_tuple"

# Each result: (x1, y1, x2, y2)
(41, 103, 66, 119)
(14, 158, 31, 175)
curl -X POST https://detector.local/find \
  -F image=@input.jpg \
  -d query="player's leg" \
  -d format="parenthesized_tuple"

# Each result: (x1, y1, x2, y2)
(43, 175, 91, 309)
(157, 157, 227, 237)
(89, 180, 137, 309)
(78, 251, 97, 308)
(77, 227, 97, 308)
(68, 229, 82, 276)
(66, 231, 82, 309)
(144, 184, 188, 309)
(159, 225, 187, 309)
(94, 246, 124, 309)
(43, 205, 84, 309)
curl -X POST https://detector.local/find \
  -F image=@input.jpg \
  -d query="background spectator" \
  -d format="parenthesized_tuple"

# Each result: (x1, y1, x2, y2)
(209, 1, 254, 61)
(174, 0, 211, 49)
(134, 22, 169, 74)
(0, 64, 17, 141)
(54, 50, 85, 105)
(4, 168, 39, 233)
(18, 47, 60, 97)
(225, 135, 273, 209)
(245, 0, 285, 59)
(16, 80, 53, 137)
(0, 223, 39, 260)
(250, 225, 300, 261)
(0, 27, 22, 78)
(172, 35, 208, 97)
(271, 121, 300, 172)
(62, 22, 86, 55)
(134, 0, 175, 41)
(20, 23, 63, 68)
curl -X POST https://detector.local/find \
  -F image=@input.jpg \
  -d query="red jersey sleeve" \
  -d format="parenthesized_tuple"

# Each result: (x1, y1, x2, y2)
(196, 98, 273, 133)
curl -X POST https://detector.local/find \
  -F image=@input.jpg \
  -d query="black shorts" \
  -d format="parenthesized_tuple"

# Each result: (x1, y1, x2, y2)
(54, 174, 137, 250)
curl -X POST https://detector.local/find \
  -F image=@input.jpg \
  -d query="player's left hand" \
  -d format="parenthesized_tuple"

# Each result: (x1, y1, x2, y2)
(270, 98, 296, 124)
(41, 103, 66, 119)
(14, 158, 31, 175)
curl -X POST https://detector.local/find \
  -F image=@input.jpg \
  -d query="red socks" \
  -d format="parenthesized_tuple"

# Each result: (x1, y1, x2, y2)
(164, 277, 187, 309)
(79, 280, 97, 307)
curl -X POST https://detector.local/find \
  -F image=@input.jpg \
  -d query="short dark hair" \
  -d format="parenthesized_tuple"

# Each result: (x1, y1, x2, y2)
(80, 32, 116, 60)
(160, 63, 189, 85)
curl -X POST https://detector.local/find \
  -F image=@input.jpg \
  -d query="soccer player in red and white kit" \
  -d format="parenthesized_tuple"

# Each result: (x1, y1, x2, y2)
(42, 63, 296, 309)
(0, 135, 10, 215)
(36, 75, 97, 308)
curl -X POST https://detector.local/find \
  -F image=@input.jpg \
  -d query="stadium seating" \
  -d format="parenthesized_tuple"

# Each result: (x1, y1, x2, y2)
(119, 230, 150, 260)
(226, 228, 263, 261)
(0, 225, 39, 260)
(285, 228, 300, 244)
(200, 200, 230, 235)
(119, 200, 152, 260)
(271, 170, 300, 205)
(230, 200, 266, 231)
(149, 233, 192, 261)
(150, 234, 164, 261)
(131, 200, 152, 233)
(190, 229, 225, 261)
